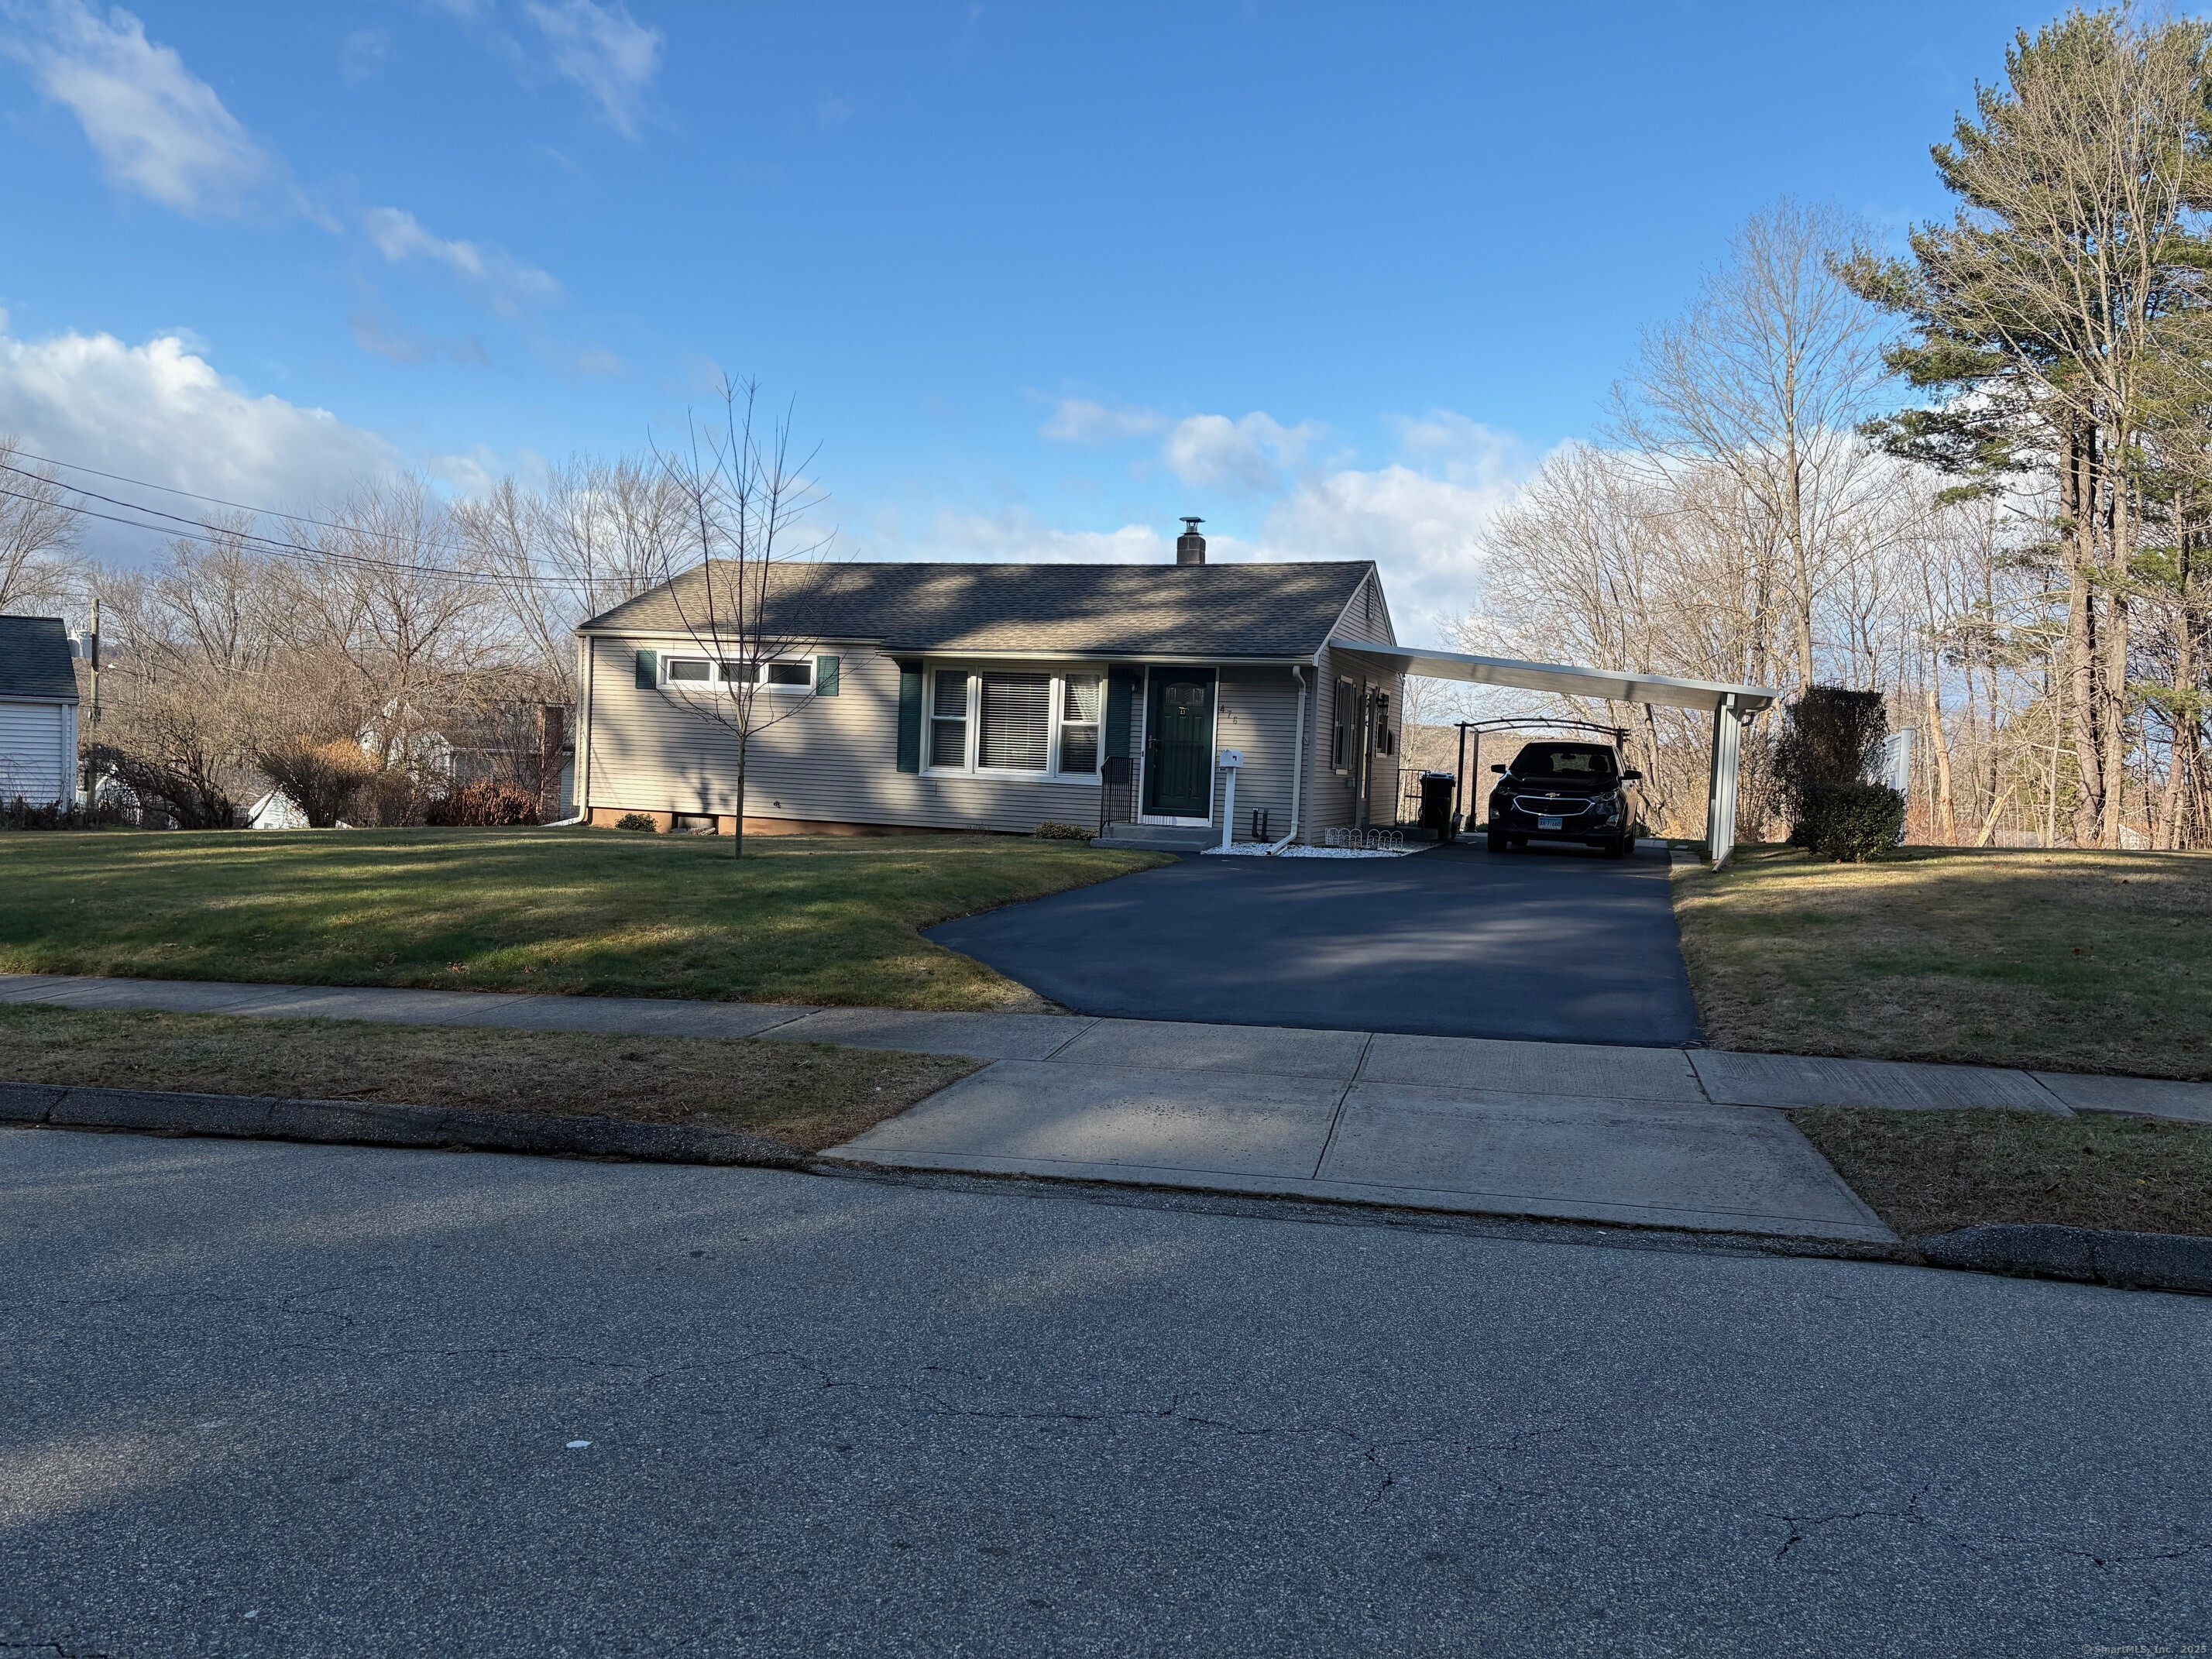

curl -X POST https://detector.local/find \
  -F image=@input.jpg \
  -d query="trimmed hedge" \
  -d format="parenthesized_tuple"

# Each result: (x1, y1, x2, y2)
(1792, 782, 1906, 863)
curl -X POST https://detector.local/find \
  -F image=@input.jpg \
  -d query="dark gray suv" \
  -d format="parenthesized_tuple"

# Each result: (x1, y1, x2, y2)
(1485, 741, 1642, 858)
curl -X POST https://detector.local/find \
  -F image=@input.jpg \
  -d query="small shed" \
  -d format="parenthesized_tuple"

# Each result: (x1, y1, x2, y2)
(0, 616, 81, 806)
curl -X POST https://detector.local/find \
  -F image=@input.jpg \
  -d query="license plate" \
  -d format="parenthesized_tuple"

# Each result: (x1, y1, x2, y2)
(1537, 816, 1564, 830)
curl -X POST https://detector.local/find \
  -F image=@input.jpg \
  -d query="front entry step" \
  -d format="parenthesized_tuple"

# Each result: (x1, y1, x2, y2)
(1094, 824, 1216, 852)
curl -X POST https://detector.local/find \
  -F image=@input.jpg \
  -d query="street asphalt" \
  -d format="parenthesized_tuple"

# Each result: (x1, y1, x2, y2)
(926, 840, 1705, 1044)
(4, 1128, 2207, 1658)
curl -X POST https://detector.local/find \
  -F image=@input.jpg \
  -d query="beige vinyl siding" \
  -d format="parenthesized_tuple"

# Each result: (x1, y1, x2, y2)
(0, 699, 74, 804)
(1308, 572, 1403, 837)
(1212, 667, 1304, 843)
(582, 637, 1106, 834)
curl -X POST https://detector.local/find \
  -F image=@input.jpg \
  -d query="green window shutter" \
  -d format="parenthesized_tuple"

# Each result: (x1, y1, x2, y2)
(896, 663, 922, 772)
(1104, 666, 1139, 759)
(634, 648, 657, 689)
(815, 654, 840, 696)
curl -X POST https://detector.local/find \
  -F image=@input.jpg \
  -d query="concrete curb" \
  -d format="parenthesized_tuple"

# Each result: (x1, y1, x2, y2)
(1918, 1224, 2212, 1296)
(0, 1081, 809, 1170)
(12, 1080, 2212, 1294)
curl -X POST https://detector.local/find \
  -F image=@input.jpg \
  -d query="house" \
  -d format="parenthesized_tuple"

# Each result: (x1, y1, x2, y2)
(0, 615, 81, 807)
(572, 525, 1404, 846)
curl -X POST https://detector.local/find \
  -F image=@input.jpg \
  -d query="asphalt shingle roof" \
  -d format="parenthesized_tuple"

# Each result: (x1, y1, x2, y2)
(0, 616, 77, 702)
(579, 561, 1377, 659)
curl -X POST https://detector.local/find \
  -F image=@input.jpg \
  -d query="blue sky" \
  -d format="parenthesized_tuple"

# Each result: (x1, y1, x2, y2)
(1, 0, 2034, 637)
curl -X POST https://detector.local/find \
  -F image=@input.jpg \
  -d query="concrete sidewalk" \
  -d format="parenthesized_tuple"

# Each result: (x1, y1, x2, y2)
(6, 970, 2210, 1244)
(5, 970, 2207, 1118)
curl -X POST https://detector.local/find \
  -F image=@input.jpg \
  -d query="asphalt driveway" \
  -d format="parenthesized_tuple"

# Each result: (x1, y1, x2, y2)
(928, 840, 1702, 1046)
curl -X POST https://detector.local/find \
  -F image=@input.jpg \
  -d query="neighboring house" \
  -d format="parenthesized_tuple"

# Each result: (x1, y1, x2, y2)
(572, 527, 1404, 845)
(245, 788, 310, 831)
(361, 697, 575, 816)
(0, 616, 81, 807)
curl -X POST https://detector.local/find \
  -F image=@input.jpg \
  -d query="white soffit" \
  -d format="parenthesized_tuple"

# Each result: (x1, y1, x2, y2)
(1333, 644, 1781, 716)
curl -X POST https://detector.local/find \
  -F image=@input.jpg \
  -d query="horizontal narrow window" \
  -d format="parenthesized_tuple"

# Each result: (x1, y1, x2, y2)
(1059, 675, 1100, 775)
(717, 661, 757, 685)
(930, 670, 970, 768)
(764, 661, 812, 688)
(979, 672, 1049, 771)
(666, 658, 712, 684)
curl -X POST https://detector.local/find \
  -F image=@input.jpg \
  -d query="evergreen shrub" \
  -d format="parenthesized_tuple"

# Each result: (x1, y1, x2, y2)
(1793, 782, 1907, 862)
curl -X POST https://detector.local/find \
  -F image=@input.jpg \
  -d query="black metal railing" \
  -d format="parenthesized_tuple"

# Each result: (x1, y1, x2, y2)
(1097, 756, 1134, 836)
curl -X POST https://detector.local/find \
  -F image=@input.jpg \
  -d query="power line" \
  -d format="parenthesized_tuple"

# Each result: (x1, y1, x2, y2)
(0, 480, 601, 592)
(0, 455, 668, 592)
(3, 444, 508, 551)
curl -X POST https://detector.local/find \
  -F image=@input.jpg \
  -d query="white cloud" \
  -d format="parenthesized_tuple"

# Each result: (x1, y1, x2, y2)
(815, 88, 854, 129)
(341, 26, 391, 87)
(523, 0, 661, 137)
(1392, 410, 1531, 489)
(876, 506, 1169, 566)
(347, 308, 489, 368)
(2, 0, 562, 352)
(1039, 398, 1169, 445)
(0, 320, 402, 553)
(1242, 417, 1537, 635)
(362, 205, 562, 315)
(1162, 411, 1324, 494)
(1, 0, 276, 216)
(855, 408, 1533, 641)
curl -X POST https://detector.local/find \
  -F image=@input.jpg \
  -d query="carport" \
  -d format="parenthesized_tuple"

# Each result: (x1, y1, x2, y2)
(1334, 645, 1782, 867)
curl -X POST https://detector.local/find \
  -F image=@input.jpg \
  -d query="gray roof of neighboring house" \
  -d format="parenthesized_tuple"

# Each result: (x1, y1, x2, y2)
(578, 561, 1379, 659)
(0, 616, 78, 702)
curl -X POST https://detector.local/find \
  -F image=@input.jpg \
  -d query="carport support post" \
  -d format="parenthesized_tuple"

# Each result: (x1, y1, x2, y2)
(1705, 694, 1741, 869)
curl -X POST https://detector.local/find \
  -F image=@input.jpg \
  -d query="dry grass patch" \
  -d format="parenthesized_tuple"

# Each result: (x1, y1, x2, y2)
(1673, 843, 2212, 1077)
(1794, 1108, 2212, 1242)
(0, 1006, 975, 1153)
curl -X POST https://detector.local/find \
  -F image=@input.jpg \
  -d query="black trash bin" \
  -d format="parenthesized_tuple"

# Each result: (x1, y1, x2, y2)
(1417, 771, 1457, 840)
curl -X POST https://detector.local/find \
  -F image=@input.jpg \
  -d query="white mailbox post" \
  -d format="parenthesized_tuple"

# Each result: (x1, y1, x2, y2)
(1216, 749, 1244, 852)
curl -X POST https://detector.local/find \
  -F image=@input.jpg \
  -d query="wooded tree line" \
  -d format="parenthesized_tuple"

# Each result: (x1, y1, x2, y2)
(1458, 9, 2212, 850)
(0, 448, 688, 826)
(1, 390, 812, 830)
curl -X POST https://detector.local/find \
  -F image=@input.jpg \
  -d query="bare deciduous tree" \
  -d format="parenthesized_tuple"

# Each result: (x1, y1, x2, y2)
(0, 435, 84, 615)
(644, 380, 836, 859)
(1613, 201, 1897, 691)
(455, 455, 685, 699)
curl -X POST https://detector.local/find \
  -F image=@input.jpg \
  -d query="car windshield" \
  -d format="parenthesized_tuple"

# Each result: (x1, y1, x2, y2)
(1510, 744, 1618, 780)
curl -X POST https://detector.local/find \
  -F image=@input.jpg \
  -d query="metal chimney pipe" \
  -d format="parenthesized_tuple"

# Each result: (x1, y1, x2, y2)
(1176, 517, 1206, 565)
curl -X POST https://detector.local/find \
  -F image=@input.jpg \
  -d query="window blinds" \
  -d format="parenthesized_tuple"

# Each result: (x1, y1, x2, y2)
(978, 672, 1050, 770)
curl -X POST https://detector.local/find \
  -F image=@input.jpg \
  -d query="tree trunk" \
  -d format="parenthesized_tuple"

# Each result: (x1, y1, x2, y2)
(730, 742, 747, 860)
(1924, 681, 1957, 843)
(2100, 448, 2132, 847)
(2066, 423, 2104, 847)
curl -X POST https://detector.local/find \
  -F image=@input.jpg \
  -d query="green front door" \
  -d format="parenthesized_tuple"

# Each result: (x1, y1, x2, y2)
(1143, 669, 1214, 818)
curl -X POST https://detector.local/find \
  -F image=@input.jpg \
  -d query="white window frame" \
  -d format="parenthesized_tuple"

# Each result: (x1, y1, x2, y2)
(920, 663, 1102, 785)
(662, 654, 814, 694)
(663, 655, 716, 687)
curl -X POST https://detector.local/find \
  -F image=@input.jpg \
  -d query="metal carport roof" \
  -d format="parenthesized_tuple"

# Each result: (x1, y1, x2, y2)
(1331, 643, 1783, 867)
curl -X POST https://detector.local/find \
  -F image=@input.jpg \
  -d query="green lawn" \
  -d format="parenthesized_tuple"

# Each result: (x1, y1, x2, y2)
(1673, 844, 2212, 1077)
(0, 828, 1170, 1009)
